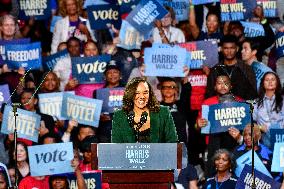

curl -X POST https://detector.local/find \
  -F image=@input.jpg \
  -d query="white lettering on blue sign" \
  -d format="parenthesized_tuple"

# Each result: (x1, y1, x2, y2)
(7, 49, 39, 61)
(243, 173, 272, 189)
(66, 98, 96, 121)
(132, 1, 158, 25)
(76, 61, 107, 74)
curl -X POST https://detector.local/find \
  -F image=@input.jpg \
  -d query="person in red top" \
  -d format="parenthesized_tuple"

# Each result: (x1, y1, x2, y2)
(19, 176, 49, 189)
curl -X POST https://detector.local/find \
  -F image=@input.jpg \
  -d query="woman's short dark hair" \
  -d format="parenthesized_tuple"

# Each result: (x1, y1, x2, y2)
(122, 77, 160, 113)
(212, 149, 236, 173)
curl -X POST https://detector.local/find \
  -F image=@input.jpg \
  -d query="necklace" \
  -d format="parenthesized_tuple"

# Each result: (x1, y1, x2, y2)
(215, 172, 231, 189)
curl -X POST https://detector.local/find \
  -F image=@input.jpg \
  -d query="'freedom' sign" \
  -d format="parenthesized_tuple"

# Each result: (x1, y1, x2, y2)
(1, 105, 41, 142)
(42, 49, 69, 71)
(208, 102, 250, 133)
(18, 0, 51, 20)
(87, 4, 121, 30)
(5, 42, 42, 70)
(275, 32, 284, 59)
(96, 87, 125, 113)
(28, 142, 74, 176)
(61, 93, 103, 127)
(257, 0, 277, 18)
(220, 0, 256, 21)
(71, 55, 110, 84)
(126, 0, 168, 34)
(179, 41, 218, 69)
(144, 44, 188, 77)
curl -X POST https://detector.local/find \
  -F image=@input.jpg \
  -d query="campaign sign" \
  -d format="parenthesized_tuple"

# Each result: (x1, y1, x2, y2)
(257, 0, 277, 18)
(271, 143, 284, 172)
(67, 172, 102, 189)
(179, 41, 218, 69)
(83, 0, 108, 9)
(50, 15, 62, 33)
(5, 42, 42, 70)
(208, 102, 250, 133)
(117, 20, 145, 50)
(38, 92, 74, 120)
(19, 0, 51, 20)
(96, 87, 125, 113)
(87, 4, 121, 30)
(275, 32, 284, 59)
(0, 84, 10, 108)
(220, 0, 257, 21)
(118, 0, 140, 14)
(235, 150, 272, 178)
(270, 128, 284, 150)
(71, 55, 110, 84)
(192, 0, 219, 5)
(28, 142, 74, 176)
(241, 21, 265, 38)
(0, 38, 31, 65)
(201, 105, 210, 134)
(236, 165, 281, 189)
(144, 45, 188, 77)
(61, 93, 103, 127)
(126, 0, 168, 34)
(251, 61, 273, 90)
(1, 105, 41, 142)
(160, 0, 189, 21)
(42, 49, 69, 71)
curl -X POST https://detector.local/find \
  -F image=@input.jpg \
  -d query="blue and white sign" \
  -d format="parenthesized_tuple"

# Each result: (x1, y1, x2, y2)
(179, 41, 218, 69)
(192, 0, 219, 5)
(251, 61, 273, 90)
(201, 105, 210, 134)
(28, 142, 74, 176)
(5, 42, 42, 70)
(126, 0, 168, 34)
(257, 0, 278, 18)
(1, 105, 41, 142)
(19, 0, 51, 20)
(270, 128, 284, 150)
(159, 0, 189, 21)
(0, 84, 10, 108)
(118, 0, 140, 14)
(67, 172, 102, 189)
(208, 102, 250, 133)
(241, 21, 265, 38)
(275, 32, 284, 59)
(144, 44, 188, 77)
(96, 87, 124, 113)
(271, 142, 284, 172)
(236, 165, 281, 189)
(220, 0, 257, 21)
(87, 4, 121, 30)
(50, 15, 62, 33)
(71, 55, 110, 84)
(235, 150, 272, 177)
(42, 49, 69, 70)
(61, 93, 103, 127)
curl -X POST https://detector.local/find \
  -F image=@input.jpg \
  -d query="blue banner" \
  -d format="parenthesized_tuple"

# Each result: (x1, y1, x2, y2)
(38, 92, 74, 120)
(28, 142, 74, 176)
(251, 61, 273, 90)
(118, 0, 140, 14)
(257, 0, 278, 18)
(201, 105, 210, 134)
(275, 32, 284, 59)
(207, 102, 250, 133)
(71, 55, 110, 84)
(158, 0, 189, 21)
(0, 84, 10, 108)
(220, 0, 257, 21)
(87, 4, 121, 30)
(0, 38, 31, 65)
(1, 105, 41, 142)
(50, 15, 62, 33)
(179, 41, 218, 69)
(236, 165, 280, 189)
(42, 49, 69, 70)
(126, 0, 168, 34)
(18, 0, 51, 20)
(270, 127, 284, 150)
(83, 0, 109, 9)
(5, 42, 42, 70)
(61, 93, 103, 127)
(67, 172, 102, 189)
(192, 0, 219, 5)
(117, 20, 146, 50)
(235, 150, 272, 178)
(241, 21, 265, 38)
(96, 87, 125, 113)
(144, 44, 188, 77)
(271, 143, 284, 172)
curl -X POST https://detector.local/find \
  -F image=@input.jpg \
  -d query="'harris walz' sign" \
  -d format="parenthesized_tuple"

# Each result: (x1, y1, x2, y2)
(18, 0, 51, 20)
(208, 102, 250, 133)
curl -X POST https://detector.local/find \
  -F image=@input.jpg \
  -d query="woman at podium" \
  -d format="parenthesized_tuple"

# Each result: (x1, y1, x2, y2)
(111, 77, 178, 143)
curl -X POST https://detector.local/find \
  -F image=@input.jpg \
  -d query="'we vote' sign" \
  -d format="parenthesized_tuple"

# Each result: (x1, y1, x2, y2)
(28, 142, 74, 176)
(256, 0, 277, 18)
(1, 105, 41, 142)
(61, 93, 103, 127)
(72, 55, 111, 84)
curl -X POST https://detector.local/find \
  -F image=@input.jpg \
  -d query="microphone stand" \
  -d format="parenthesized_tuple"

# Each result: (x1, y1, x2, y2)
(248, 102, 256, 189)
(12, 104, 19, 189)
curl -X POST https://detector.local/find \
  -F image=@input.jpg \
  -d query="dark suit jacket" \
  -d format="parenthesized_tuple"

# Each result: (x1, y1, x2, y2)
(111, 106, 178, 143)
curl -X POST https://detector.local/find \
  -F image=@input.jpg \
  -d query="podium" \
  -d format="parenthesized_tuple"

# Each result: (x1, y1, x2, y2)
(91, 143, 183, 189)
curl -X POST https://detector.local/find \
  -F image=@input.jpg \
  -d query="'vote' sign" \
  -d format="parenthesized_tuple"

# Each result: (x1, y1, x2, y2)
(28, 142, 74, 176)
(87, 4, 121, 30)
